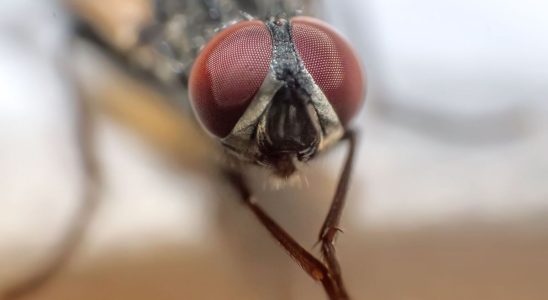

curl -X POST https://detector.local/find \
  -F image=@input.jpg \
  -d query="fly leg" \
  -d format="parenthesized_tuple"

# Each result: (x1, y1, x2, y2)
(2, 96, 101, 300)
(317, 129, 357, 300)
(223, 169, 345, 300)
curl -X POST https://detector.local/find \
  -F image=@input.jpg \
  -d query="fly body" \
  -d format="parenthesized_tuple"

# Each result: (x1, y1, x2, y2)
(3, 1, 367, 300)
(184, 4, 367, 298)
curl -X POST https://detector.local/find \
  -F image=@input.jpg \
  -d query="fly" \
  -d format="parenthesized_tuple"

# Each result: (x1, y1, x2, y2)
(189, 13, 365, 299)
(3, 1, 366, 300)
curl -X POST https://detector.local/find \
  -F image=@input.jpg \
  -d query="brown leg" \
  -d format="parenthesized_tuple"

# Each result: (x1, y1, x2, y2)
(224, 169, 345, 300)
(318, 129, 357, 300)
(2, 97, 101, 300)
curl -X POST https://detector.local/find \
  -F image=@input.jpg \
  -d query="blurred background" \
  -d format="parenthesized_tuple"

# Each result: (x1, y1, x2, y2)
(1, 0, 547, 299)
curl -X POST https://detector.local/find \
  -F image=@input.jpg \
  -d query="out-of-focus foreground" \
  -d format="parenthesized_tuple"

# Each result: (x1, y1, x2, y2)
(1, 0, 547, 299)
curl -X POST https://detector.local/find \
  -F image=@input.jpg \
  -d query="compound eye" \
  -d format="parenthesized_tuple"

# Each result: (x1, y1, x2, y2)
(189, 20, 272, 137)
(291, 17, 366, 125)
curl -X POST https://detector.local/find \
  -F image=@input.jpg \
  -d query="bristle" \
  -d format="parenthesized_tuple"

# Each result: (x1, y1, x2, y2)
(266, 167, 308, 190)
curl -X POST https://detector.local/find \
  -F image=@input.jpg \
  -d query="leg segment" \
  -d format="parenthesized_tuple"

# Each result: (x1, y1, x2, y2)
(223, 169, 346, 300)
(318, 129, 357, 300)
(2, 98, 101, 300)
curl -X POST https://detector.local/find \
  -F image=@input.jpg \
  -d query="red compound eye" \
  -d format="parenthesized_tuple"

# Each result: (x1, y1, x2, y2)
(291, 17, 366, 125)
(189, 20, 273, 137)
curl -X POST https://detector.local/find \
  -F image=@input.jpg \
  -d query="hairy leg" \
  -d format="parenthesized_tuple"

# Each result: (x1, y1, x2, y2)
(223, 167, 349, 300)
(318, 129, 357, 300)
(3, 97, 101, 300)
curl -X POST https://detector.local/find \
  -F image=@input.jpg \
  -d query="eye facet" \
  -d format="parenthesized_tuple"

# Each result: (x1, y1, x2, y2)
(189, 20, 272, 137)
(291, 16, 366, 125)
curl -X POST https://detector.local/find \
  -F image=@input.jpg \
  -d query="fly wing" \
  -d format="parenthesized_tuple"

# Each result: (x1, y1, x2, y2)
(66, 0, 220, 171)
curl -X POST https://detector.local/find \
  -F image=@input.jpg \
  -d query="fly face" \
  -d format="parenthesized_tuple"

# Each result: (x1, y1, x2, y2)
(189, 16, 365, 177)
